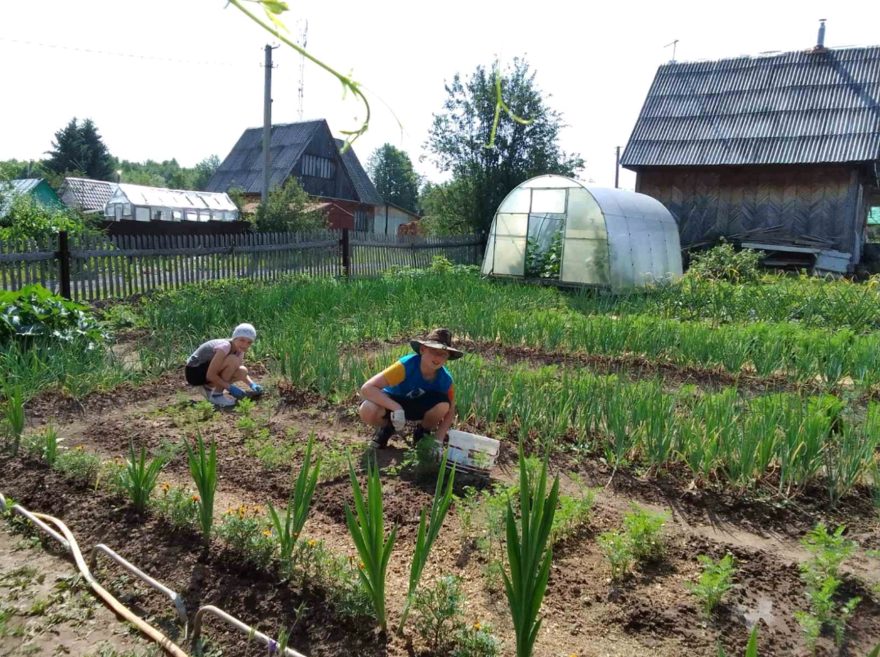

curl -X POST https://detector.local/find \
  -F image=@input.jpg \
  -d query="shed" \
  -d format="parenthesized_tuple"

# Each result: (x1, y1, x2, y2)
(0, 179, 63, 219)
(621, 41, 880, 271)
(373, 202, 420, 235)
(481, 175, 683, 290)
(104, 183, 238, 222)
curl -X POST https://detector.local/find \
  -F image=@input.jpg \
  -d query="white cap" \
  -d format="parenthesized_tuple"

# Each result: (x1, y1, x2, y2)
(231, 323, 256, 341)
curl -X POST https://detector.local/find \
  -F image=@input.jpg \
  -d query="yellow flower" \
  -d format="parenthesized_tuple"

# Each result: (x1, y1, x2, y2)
(307, 539, 317, 547)
(75, 445, 84, 451)
(262, 529, 272, 537)
(473, 622, 481, 631)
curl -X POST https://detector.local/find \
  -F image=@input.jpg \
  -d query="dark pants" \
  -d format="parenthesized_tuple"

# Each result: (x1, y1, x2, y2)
(386, 391, 450, 421)
(185, 363, 210, 386)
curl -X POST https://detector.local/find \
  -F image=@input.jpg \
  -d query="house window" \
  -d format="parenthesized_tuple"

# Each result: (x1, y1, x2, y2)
(301, 154, 335, 179)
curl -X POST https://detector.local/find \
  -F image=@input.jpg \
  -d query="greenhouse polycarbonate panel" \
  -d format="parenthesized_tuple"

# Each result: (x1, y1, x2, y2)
(496, 213, 529, 237)
(481, 232, 496, 275)
(530, 189, 567, 214)
(521, 176, 575, 189)
(563, 188, 604, 239)
(498, 187, 532, 213)
(492, 236, 527, 276)
(560, 237, 610, 286)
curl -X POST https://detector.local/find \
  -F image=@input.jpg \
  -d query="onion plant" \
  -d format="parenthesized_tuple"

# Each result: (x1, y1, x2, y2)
(118, 441, 164, 513)
(3, 385, 25, 456)
(184, 432, 218, 542)
(268, 433, 321, 570)
(502, 444, 559, 657)
(345, 452, 397, 632)
(398, 449, 455, 632)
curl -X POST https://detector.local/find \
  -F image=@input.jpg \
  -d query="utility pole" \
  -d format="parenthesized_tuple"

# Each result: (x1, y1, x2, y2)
(614, 146, 621, 189)
(262, 44, 277, 206)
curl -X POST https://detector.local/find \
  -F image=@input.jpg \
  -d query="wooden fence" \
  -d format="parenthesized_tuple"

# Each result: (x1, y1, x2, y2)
(0, 230, 484, 302)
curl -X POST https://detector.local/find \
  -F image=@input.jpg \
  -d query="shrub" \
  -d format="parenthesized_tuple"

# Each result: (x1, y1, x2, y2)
(622, 505, 667, 563)
(216, 503, 275, 568)
(54, 446, 101, 485)
(598, 530, 633, 582)
(154, 483, 200, 531)
(687, 242, 763, 284)
(412, 575, 464, 652)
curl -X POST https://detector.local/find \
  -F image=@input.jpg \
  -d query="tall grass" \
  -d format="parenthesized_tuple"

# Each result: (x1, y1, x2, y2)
(185, 432, 218, 543)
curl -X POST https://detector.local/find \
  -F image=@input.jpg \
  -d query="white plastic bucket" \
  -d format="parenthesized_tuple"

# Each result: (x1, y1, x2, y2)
(440, 429, 500, 474)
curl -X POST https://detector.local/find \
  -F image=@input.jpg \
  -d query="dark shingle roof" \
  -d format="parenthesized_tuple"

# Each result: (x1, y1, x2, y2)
(206, 120, 323, 194)
(205, 120, 381, 206)
(334, 139, 383, 206)
(621, 46, 880, 168)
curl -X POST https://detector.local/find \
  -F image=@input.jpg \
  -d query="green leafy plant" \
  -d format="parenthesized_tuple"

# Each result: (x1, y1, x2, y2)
(399, 449, 456, 631)
(452, 621, 501, 657)
(117, 442, 164, 513)
(0, 284, 106, 346)
(503, 445, 559, 657)
(623, 504, 668, 563)
(54, 445, 101, 486)
(2, 386, 25, 456)
(345, 452, 398, 632)
(412, 575, 464, 652)
(794, 523, 860, 650)
(687, 554, 736, 615)
(550, 474, 595, 545)
(37, 426, 60, 466)
(216, 503, 275, 568)
(687, 242, 763, 284)
(268, 434, 321, 570)
(184, 433, 218, 543)
(154, 483, 200, 531)
(598, 530, 633, 582)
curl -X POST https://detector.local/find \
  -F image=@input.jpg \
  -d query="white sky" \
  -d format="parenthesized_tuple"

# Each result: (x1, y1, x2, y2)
(1, 0, 879, 191)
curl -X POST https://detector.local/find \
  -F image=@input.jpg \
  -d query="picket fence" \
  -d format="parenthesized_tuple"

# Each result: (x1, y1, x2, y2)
(0, 230, 484, 302)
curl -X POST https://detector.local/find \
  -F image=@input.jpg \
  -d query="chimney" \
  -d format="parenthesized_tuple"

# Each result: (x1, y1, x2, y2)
(816, 18, 826, 49)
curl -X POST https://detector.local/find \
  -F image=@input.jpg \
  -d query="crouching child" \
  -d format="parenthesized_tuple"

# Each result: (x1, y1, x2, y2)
(184, 322, 264, 408)
(359, 328, 463, 449)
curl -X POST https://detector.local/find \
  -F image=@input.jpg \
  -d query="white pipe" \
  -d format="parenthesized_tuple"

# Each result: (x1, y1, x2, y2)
(192, 605, 307, 657)
(90, 544, 188, 625)
(0, 491, 189, 657)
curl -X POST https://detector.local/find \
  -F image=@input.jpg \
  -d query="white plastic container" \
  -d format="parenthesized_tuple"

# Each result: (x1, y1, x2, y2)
(439, 429, 500, 475)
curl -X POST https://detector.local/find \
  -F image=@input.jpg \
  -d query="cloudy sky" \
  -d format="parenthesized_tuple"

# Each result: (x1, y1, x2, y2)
(1, 0, 878, 190)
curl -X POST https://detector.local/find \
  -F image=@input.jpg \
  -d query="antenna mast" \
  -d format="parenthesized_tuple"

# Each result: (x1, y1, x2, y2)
(297, 20, 308, 120)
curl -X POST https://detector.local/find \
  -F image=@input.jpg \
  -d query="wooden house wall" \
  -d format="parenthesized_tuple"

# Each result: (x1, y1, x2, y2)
(292, 131, 358, 202)
(635, 165, 862, 257)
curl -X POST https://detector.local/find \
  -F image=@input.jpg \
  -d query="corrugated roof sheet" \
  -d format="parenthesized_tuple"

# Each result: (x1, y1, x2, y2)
(205, 119, 381, 206)
(621, 46, 880, 167)
(334, 139, 383, 206)
(61, 177, 119, 212)
(110, 183, 237, 212)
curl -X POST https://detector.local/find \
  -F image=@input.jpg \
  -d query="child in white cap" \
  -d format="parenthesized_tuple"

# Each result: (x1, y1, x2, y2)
(184, 323, 263, 407)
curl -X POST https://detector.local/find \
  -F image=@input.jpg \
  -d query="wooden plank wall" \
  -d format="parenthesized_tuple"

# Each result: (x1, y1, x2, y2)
(637, 165, 857, 252)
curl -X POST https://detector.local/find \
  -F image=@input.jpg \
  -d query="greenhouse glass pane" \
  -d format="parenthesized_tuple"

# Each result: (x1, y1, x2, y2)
(531, 189, 566, 214)
(498, 188, 531, 213)
(496, 213, 528, 237)
(493, 236, 526, 276)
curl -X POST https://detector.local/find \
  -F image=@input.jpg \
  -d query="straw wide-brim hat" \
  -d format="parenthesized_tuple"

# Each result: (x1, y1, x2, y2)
(410, 328, 464, 360)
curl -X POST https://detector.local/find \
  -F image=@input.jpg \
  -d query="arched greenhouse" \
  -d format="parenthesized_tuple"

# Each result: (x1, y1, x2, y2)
(481, 175, 683, 290)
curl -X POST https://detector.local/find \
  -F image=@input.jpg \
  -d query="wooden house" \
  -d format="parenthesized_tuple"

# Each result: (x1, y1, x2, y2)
(621, 39, 880, 271)
(206, 119, 382, 230)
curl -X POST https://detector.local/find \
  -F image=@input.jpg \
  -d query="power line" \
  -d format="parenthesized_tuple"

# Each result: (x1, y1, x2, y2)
(0, 35, 255, 68)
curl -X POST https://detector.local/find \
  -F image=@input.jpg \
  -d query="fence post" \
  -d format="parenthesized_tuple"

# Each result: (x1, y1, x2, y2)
(341, 228, 351, 277)
(57, 231, 71, 299)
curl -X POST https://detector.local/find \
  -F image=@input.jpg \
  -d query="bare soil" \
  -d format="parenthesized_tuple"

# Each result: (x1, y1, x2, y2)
(2, 373, 879, 657)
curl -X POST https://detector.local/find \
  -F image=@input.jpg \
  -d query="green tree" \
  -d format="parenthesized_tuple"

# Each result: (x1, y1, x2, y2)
(367, 144, 420, 213)
(419, 179, 477, 236)
(45, 118, 114, 181)
(426, 58, 583, 232)
(255, 177, 326, 232)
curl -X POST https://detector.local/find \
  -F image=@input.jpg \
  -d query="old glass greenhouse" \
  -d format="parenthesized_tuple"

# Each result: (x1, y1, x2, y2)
(481, 175, 683, 291)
